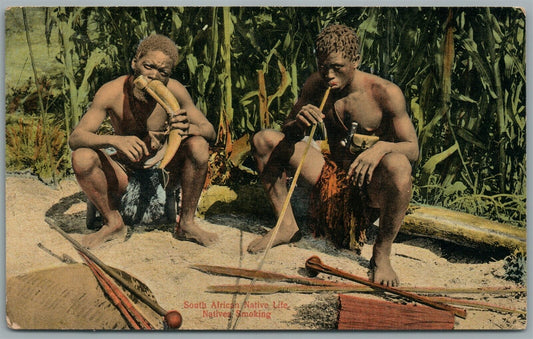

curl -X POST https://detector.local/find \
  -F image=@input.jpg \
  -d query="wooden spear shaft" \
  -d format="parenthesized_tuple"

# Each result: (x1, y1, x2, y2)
(206, 283, 526, 295)
(257, 86, 331, 263)
(46, 218, 167, 316)
(430, 296, 526, 315)
(207, 284, 524, 314)
(305, 256, 467, 319)
(81, 252, 143, 329)
(191, 263, 342, 286)
(192, 263, 524, 295)
(79, 251, 154, 329)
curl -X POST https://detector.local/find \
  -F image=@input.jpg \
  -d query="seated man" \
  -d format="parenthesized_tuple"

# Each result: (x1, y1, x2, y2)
(249, 24, 419, 286)
(69, 34, 218, 249)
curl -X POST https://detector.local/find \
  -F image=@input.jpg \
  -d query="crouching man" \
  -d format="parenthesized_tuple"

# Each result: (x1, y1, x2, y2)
(248, 25, 419, 286)
(69, 34, 218, 249)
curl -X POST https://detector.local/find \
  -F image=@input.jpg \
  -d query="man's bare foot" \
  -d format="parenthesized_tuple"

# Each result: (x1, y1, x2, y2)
(81, 225, 127, 249)
(174, 221, 218, 246)
(247, 226, 301, 253)
(369, 255, 399, 287)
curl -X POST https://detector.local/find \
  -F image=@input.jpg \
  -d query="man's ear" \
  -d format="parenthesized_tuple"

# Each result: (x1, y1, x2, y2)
(131, 58, 137, 71)
(353, 54, 361, 69)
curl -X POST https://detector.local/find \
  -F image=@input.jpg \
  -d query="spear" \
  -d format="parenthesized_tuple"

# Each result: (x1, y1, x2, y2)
(305, 256, 467, 319)
(45, 218, 182, 329)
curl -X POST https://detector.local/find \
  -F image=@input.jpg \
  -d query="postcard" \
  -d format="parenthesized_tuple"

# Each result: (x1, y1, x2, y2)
(4, 5, 527, 331)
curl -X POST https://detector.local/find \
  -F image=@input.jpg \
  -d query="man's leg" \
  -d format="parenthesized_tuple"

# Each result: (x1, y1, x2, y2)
(367, 152, 412, 286)
(247, 130, 325, 253)
(71, 148, 129, 249)
(166, 136, 218, 246)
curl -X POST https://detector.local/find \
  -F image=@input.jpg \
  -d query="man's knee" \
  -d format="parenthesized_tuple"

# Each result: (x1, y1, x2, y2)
(181, 136, 209, 164)
(252, 130, 284, 157)
(71, 148, 100, 176)
(380, 153, 412, 192)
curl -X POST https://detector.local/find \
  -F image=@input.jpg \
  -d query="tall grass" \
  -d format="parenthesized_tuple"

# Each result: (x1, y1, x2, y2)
(4, 7, 526, 226)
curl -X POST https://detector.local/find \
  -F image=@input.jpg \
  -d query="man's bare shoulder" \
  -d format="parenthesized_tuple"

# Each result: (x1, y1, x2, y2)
(91, 75, 128, 108)
(166, 78, 196, 105)
(166, 78, 187, 93)
(97, 75, 128, 95)
(362, 72, 405, 114)
(358, 71, 400, 96)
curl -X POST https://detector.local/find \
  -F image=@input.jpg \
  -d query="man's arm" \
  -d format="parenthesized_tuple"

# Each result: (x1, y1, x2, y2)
(282, 72, 327, 140)
(373, 83, 419, 162)
(69, 81, 115, 150)
(69, 80, 149, 162)
(167, 80, 216, 142)
(348, 82, 419, 186)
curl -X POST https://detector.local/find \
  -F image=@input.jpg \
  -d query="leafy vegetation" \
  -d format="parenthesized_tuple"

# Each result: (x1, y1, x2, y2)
(4, 7, 526, 228)
(503, 250, 527, 285)
(5, 115, 69, 181)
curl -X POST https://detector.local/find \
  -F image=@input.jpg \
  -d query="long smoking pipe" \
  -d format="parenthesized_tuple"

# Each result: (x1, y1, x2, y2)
(231, 86, 332, 330)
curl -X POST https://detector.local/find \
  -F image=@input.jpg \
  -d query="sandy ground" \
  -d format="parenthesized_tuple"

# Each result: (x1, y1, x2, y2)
(4, 175, 528, 331)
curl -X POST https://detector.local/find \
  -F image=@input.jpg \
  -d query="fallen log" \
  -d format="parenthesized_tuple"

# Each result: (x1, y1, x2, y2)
(402, 205, 526, 253)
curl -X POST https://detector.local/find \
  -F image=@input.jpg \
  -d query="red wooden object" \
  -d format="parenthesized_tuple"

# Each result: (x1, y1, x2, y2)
(337, 294, 455, 330)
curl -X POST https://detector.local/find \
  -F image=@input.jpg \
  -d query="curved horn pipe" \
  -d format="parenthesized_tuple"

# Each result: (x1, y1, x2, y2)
(134, 75, 182, 170)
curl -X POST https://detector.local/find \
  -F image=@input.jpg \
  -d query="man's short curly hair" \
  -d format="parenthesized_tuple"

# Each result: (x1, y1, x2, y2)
(135, 34, 179, 67)
(316, 24, 360, 62)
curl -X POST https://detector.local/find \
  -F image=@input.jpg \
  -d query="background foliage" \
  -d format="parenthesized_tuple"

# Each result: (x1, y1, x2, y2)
(4, 7, 526, 227)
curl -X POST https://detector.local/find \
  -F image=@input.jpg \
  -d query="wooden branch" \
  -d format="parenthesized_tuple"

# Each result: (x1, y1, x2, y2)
(430, 296, 526, 315)
(206, 283, 525, 296)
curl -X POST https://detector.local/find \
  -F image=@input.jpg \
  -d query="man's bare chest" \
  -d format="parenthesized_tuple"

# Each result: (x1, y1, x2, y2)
(110, 97, 168, 133)
(332, 96, 383, 133)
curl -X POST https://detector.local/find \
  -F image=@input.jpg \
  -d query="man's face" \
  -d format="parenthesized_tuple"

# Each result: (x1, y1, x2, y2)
(131, 50, 174, 102)
(132, 50, 173, 85)
(317, 52, 359, 90)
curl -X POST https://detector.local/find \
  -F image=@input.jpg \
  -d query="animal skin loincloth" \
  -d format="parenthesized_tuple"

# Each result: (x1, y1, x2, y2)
(308, 153, 379, 253)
